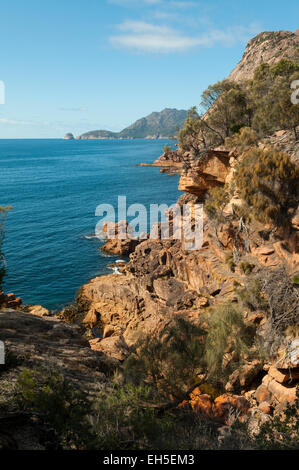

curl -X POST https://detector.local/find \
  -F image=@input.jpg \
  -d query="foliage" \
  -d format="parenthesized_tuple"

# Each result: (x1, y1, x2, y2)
(204, 185, 230, 222)
(254, 386, 299, 449)
(200, 80, 251, 144)
(123, 317, 206, 400)
(204, 302, 256, 385)
(225, 126, 259, 153)
(235, 279, 268, 312)
(177, 107, 205, 156)
(225, 252, 236, 272)
(250, 60, 299, 139)
(0, 348, 23, 375)
(259, 266, 299, 340)
(91, 382, 227, 450)
(14, 367, 95, 448)
(239, 261, 255, 275)
(163, 144, 172, 154)
(90, 383, 170, 449)
(178, 60, 299, 159)
(235, 148, 299, 226)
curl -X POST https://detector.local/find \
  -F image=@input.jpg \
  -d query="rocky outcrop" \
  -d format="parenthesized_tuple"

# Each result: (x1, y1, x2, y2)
(139, 149, 184, 173)
(0, 309, 111, 392)
(229, 30, 299, 82)
(0, 291, 22, 309)
(180, 386, 251, 425)
(0, 308, 117, 449)
(178, 150, 233, 198)
(63, 133, 74, 140)
(77, 128, 299, 420)
(100, 220, 143, 256)
(25, 305, 51, 317)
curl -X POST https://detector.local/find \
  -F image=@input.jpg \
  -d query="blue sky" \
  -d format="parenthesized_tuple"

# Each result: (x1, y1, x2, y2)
(0, 0, 298, 138)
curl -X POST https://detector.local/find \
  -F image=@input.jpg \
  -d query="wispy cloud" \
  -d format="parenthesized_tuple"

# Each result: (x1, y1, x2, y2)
(109, 20, 260, 53)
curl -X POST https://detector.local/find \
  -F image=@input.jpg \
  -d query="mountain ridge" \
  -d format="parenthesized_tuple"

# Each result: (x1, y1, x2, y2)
(75, 108, 187, 140)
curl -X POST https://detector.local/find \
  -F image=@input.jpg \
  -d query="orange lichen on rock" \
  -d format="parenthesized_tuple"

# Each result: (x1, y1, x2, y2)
(183, 387, 251, 424)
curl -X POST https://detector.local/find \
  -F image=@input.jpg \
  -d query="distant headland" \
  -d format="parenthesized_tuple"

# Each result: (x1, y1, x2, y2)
(64, 108, 187, 140)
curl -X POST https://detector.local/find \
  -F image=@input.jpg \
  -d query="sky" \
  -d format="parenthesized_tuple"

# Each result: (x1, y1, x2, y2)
(0, 0, 298, 138)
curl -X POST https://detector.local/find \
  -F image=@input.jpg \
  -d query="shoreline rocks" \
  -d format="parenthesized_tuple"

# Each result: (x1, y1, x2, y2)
(0, 291, 22, 309)
(63, 133, 74, 140)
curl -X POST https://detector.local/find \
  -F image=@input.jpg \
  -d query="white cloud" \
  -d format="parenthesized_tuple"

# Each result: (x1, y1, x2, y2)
(109, 21, 260, 53)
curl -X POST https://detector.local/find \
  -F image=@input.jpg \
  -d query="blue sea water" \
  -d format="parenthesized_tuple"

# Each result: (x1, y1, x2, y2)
(0, 139, 180, 309)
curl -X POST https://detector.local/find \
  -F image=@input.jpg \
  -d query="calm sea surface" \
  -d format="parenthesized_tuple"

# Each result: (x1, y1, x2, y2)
(0, 139, 180, 309)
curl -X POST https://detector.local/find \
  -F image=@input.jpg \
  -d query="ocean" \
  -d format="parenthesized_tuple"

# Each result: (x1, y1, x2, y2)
(0, 139, 180, 309)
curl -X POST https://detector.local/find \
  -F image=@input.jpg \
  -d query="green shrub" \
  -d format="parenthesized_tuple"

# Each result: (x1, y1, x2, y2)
(0, 348, 23, 375)
(204, 185, 230, 222)
(250, 60, 299, 140)
(235, 148, 299, 226)
(14, 368, 94, 448)
(235, 279, 268, 311)
(123, 317, 206, 400)
(225, 127, 259, 153)
(163, 144, 172, 154)
(253, 386, 299, 449)
(239, 261, 255, 274)
(225, 252, 236, 272)
(204, 302, 256, 385)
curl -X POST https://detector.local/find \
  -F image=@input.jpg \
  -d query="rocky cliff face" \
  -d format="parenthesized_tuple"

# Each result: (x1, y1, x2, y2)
(229, 29, 299, 82)
(0, 308, 115, 449)
(178, 150, 234, 198)
(77, 124, 299, 415)
(2, 31, 298, 444)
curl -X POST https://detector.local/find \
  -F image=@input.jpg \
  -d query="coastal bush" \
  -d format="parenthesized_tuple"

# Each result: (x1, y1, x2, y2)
(258, 266, 299, 352)
(224, 252, 236, 272)
(14, 367, 94, 449)
(0, 348, 23, 375)
(178, 59, 299, 160)
(235, 279, 268, 312)
(177, 107, 205, 157)
(200, 80, 250, 143)
(204, 302, 256, 386)
(253, 385, 299, 450)
(225, 126, 259, 153)
(204, 185, 230, 222)
(235, 148, 299, 226)
(90, 383, 172, 449)
(90, 382, 228, 450)
(250, 60, 299, 139)
(123, 317, 206, 400)
(163, 144, 172, 154)
(239, 261, 255, 275)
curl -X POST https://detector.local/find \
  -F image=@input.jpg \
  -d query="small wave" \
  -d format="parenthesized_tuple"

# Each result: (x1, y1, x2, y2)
(108, 266, 123, 275)
(116, 259, 126, 263)
(82, 233, 101, 240)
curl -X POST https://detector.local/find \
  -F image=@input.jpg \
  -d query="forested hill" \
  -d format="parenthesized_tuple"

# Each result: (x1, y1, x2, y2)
(77, 108, 187, 139)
